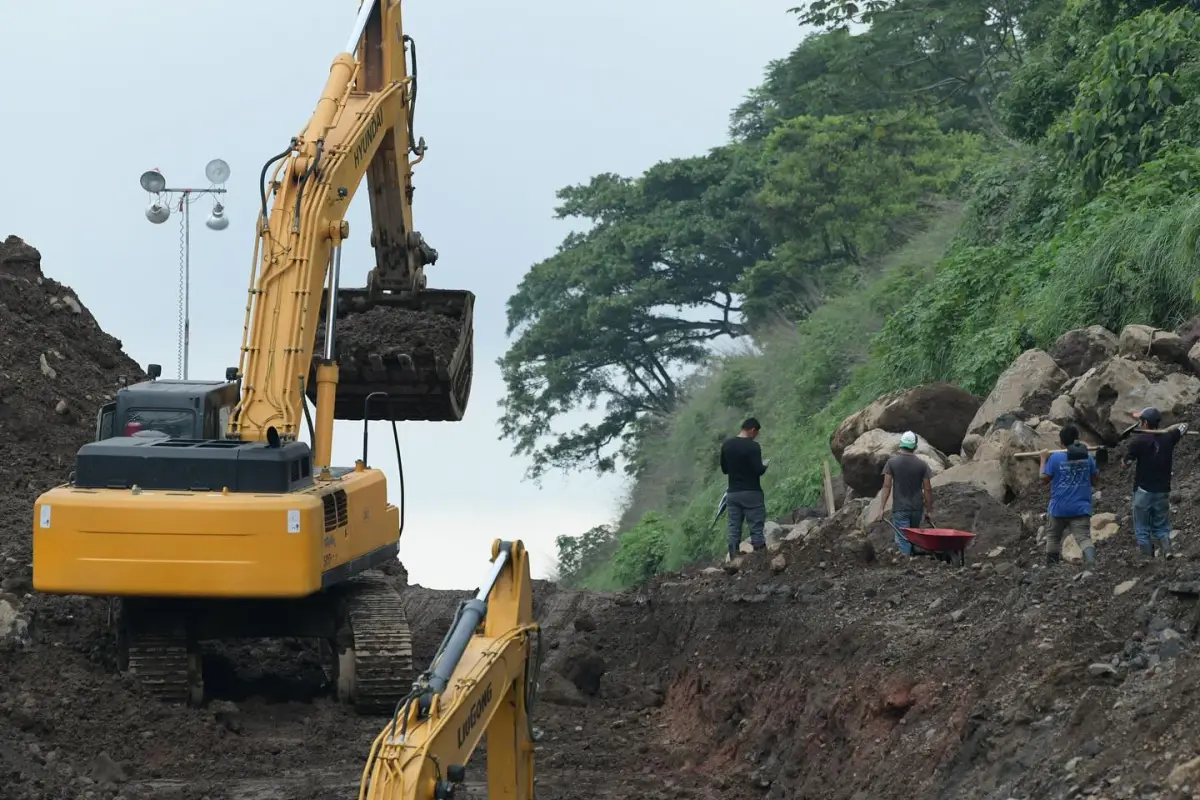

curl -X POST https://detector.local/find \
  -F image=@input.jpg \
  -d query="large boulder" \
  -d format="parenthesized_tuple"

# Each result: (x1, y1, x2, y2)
(969, 421, 1061, 499)
(931, 460, 1007, 503)
(1119, 324, 1189, 365)
(1049, 326, 1118, 378)
(1071, 357, 1200, 441)
(966, 350, 1067, 437)
(840, 429, 948, 497)
(830, 383, 983, 461)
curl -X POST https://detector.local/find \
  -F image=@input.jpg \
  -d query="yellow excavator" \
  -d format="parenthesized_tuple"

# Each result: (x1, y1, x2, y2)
(358, 538, 540, 800)
(31, 0, 473, 713)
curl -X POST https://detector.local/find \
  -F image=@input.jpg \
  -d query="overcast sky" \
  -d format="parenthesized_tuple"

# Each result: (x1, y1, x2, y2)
(0, 1, 800, 588)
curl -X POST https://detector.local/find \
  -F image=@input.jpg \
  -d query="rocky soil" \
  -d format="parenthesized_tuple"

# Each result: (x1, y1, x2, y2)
(7, 236, 1200, 799)
(314, 305, 462, 365)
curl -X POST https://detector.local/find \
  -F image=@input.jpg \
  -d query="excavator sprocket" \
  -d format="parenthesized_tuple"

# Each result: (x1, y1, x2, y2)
(310, 288, 474, 422)
(337, 570, 416, 715)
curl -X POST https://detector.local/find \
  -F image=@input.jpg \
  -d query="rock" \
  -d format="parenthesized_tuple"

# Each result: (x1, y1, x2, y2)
(700, 566, 724, 576)
(572, 613, 597, 633)
(784, 519, 818, 541)
(1158, 628, 1185, 660)
(776, 506, 825, 525)
(1049, 326, 1118, 377)
(837, 533, 875, 564)
(1087, 663, 1118, 680)
(931, 460, 1007, 503)
(0, 597, 29, 649)
(1169, 756, 1200, 789)
(1062, 513, 1120, 562)
(1119, 324, 1189, 364)
(1114, 579, 1138, 596)
(1091, 512, 1119, 541)
(966, 350, 1067, 438)
(1071, 357, 1200, 441)
(38, 352, 56, 379)
(1047, 394, 1076, 425)
(830, 383, 983, 461)
(840, 429, 948, 497)
(557, 643, 607, 696)
(770, 554, 787, 573)
(1190, 341, 1200, 376)
(539, 672, 589, 707)
(949, 609, 965, 622)
(61, 294, 81, 314)
(54, 399, 68, 415)
(739, 541, 755, 555)
(764, 521, 784, 550)
(960, 432, 982, 459)
(971, 422, 1058, 499)
(1118, 324, 1156, 357)
(89, 753, 127, 785)
(210, 700, 242, 733)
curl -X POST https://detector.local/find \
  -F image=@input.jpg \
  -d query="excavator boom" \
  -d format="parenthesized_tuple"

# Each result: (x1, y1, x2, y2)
(360, 539, 539, 800)
(231, 0, 474, 455)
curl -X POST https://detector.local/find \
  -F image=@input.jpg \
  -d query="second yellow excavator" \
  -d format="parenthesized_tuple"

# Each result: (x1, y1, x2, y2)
(31, 0, 469, 712)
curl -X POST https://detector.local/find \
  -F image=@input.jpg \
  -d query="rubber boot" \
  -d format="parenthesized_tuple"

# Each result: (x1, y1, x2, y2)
(1082, 546, 1096, 565)
(1159, 537, 1174, 560)
(1045, 552, 1061, 567)
(1139, 541, 1154, 558)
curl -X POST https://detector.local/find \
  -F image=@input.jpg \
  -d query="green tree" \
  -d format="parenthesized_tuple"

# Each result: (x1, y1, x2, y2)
(499, 144, 768, 478)
(1061, 7, 1200, 193)
(555, 524, 619, 586)
(742, 112, 980, 321)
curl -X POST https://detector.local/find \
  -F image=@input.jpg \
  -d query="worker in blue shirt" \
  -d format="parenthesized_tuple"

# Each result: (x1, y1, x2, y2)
(1040, 424, 1099, 566)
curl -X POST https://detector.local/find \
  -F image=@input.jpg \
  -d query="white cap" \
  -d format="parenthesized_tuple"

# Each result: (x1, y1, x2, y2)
(899, 431, 918, 449)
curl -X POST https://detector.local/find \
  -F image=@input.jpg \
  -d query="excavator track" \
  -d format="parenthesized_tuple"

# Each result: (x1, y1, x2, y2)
(124, 633, 203, 707)
(342, 571, 415, 715)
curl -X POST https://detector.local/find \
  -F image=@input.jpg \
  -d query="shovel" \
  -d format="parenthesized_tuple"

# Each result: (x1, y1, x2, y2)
(709, 492, 728, 530)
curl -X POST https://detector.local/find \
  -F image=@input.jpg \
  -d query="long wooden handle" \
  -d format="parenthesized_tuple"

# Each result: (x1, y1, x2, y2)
(1013, 445, 1106, 458)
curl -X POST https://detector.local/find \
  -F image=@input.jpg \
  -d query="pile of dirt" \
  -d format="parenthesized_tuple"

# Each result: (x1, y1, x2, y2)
(315, 305, 461, 364)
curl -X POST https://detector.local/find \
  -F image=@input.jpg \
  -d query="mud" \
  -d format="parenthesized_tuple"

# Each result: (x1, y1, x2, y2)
(315, 306, 461, 365)
(8, 234, 1200, 799)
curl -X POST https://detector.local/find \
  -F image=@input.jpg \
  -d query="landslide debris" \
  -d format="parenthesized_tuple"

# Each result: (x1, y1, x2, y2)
(315, 305, 462, 364)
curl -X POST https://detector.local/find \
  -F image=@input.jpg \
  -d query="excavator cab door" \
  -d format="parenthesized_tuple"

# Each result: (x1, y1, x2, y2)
(95, 402, 117, 441)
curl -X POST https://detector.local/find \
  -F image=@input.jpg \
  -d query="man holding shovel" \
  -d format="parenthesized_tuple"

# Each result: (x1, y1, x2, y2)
(1123, 407, 1188, 558)
(1040, 424, 1099, 566)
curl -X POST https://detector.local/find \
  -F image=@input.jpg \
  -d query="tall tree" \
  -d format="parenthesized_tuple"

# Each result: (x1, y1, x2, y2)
(789, 0, 1056, 137)
(499, 144, 769, 478)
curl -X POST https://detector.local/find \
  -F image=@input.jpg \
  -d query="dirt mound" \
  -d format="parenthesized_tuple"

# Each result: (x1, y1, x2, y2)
(315, 305, 461, 363)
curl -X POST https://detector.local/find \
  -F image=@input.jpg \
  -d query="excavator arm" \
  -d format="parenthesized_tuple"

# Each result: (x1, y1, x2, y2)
(231, 0, 474, 462)
(360, 539, 540, 800)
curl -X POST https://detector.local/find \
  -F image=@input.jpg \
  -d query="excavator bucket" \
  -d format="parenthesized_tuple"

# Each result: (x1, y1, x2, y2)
(309, 287, 474, 422)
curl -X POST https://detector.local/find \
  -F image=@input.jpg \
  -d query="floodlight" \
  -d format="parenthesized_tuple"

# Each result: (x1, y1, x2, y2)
(139, 170, 167, 194)
(206, 202, 229, 231)
(146, 201, 171, 224)
(205, 158, 231, 185)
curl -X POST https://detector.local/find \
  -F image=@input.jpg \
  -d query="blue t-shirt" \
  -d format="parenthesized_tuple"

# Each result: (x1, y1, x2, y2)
(1042, 449, 1098, 517)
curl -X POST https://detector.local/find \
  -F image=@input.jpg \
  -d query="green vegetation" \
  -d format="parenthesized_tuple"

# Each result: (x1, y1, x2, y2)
(512, 0, 1200, 588)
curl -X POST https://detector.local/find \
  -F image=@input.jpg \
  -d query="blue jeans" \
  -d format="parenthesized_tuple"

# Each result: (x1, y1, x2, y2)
(892, 509, 923, 555)
(1132, 488, 1170, 546)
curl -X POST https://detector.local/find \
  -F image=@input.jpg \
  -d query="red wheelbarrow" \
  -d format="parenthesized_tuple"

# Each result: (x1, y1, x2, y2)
(887, 519, 976, 566)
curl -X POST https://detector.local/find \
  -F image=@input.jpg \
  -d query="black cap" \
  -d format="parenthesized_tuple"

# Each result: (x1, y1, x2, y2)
(1134, 407, 1162, 426)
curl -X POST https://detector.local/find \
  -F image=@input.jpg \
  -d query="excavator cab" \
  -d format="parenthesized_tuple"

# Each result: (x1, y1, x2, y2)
(307, 286, 474, 422)
(95, 364, 240, 442)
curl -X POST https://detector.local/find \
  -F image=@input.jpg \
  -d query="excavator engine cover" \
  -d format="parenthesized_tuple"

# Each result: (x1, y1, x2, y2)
(309, 287, 474, 422)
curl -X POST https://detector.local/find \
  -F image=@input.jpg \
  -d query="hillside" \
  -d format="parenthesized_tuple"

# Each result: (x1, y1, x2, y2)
(497, 1, 1200, 587)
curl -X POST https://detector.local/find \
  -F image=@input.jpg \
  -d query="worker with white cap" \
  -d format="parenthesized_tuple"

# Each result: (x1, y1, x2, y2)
(1123, 406, 1188, 558)
(875, 431, 934, 555)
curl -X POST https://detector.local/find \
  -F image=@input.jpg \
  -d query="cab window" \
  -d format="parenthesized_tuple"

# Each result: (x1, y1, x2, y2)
(218, 405, 232, 439)
(124, 408, 196, 439)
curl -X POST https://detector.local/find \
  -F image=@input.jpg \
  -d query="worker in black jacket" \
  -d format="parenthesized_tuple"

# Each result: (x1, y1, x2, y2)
(720, 418, 770, 559)
(1123, 406, 1188, 558)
